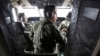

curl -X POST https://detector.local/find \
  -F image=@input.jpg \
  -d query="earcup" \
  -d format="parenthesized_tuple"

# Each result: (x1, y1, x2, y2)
(45, 12, 52, 18)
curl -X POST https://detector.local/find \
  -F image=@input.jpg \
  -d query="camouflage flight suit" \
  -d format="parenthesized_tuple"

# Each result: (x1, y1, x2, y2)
(29, 19, 66, 54)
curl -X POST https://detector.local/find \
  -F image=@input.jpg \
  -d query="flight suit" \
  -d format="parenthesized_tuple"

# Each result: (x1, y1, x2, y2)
(29, 19, 65, 54)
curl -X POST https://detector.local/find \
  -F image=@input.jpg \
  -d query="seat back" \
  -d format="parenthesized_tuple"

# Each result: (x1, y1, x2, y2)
(15, 22, 24, 35)
(0, 28, 10, 56)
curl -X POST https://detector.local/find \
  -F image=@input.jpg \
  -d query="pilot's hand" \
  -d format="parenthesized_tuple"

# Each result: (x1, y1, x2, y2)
(61, 28, 67, 32)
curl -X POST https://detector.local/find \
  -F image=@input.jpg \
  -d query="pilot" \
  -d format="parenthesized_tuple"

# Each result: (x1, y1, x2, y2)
(19, 13, 31, 31)
(29, 5, 66, 54)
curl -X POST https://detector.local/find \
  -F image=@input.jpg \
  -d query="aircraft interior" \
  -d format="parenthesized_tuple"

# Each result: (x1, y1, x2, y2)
(0, 0, 100, 56)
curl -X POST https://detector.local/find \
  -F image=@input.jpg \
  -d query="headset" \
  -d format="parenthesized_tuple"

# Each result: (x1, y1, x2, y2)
(44, 5, 55, 19)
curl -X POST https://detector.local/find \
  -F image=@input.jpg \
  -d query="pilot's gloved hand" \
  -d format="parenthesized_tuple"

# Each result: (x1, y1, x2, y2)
(61, 28, 67, 33)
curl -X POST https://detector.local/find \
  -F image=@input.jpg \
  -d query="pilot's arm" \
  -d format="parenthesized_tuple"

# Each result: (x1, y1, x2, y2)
(51, 25, 67, 52)
(51, 24, 67, 45)
(29, 24, 34, 41)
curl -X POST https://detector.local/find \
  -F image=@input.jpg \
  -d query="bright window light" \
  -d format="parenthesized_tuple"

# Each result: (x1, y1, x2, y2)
(12, 8, 17, 22)
(17, 6, 72, 18)
(24, 9, 40, 17)
(39, 9, 72, 18)
(57, 9, 72, 17)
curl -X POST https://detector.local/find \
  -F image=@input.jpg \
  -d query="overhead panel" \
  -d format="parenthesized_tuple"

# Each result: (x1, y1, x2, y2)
(28, 0, 64, 8)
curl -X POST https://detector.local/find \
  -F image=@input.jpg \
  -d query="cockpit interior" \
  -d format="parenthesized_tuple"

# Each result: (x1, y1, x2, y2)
(0, 0, 100, 56)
